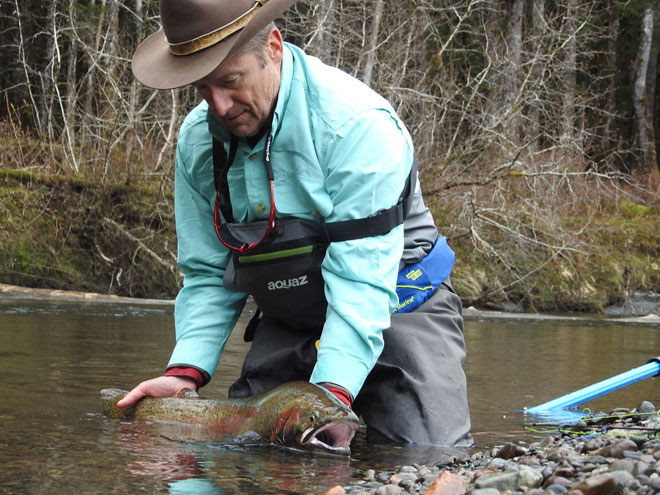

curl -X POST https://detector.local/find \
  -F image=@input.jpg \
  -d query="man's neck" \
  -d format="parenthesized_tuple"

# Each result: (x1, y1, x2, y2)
(245, 127, 268, 148)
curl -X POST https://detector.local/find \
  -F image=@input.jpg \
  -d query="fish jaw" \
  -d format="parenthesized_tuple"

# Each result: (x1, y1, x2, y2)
(301, 420, 358, 454)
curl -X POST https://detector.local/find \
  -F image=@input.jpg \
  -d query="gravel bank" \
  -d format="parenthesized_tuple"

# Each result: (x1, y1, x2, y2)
(326, 402, 660, 495)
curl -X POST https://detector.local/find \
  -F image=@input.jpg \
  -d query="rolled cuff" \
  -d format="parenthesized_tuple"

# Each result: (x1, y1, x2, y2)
(164, 365, 211, 389)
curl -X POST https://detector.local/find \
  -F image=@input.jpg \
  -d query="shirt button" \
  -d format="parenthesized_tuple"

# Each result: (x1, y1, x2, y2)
(256, 203, 266, 213)
(311, 209, 321, 218)
(249, 153, 257, 160)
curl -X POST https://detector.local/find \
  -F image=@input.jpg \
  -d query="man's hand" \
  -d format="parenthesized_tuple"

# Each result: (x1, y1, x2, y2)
(116, 376, 197, 408)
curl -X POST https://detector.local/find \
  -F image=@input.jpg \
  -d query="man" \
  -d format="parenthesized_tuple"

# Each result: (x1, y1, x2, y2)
(119, 0, 472, 446)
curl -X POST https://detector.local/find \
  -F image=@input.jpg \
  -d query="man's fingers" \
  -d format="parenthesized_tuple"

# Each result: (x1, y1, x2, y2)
(116, 386, 146, 408)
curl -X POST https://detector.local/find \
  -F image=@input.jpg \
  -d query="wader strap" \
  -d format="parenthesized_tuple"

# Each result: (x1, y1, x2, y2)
(243, 307, 262, 342)
(322, 155, 418, 242)
(213, 136, 239, 222)
(212, 136, 418, 242)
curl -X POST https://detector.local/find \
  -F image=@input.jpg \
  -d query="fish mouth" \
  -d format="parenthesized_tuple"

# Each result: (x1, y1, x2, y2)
(301, 421, 357, 454)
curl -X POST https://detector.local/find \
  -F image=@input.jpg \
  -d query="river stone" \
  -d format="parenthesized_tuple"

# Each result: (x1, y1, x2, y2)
(621, 450, 643, 461)
(474, 466, 543, 492)
(549, 446, 578, 462)
(375, 484, 405, 495)
(474, 471, 519, 491)
(424, 471, 467, 495)
(418, 467, 439, 482)
(377, 471, 393, 482)
(651, 476, 660, 491)
(364, 469, 377, 481)
(568, 456, 609, 466)
(389, 472, 417, 486)
(487, 458, 507, 470)
(582, 437, 610, 454)
(546, 484, 568, 494)
(633, 461, 650, 476)
(609, 439, 638, 459)
(517, 466, 544, 489)
(608, 469, 634, 488)
(467, 488, 501, 495)
(634, 400, 656, 414)
(570, 473, 618, 495)
(608, 459, 634, 473)
(553, 465, 577, 478)
(495, 443, 528, 459)
(324, 485, 347, 495)
(544, 476, 574, 489)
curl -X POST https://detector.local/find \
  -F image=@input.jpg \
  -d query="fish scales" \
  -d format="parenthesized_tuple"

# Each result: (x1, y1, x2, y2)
(100, 381, 359, 454)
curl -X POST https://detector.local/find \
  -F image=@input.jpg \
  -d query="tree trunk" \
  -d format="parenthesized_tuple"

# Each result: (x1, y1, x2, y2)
(84, 0, 104, 142)
(529, 0, 545, 151)
(502, 0, 524, 114)
(603, 0, 620, 153)
(560, 0, 578, 159)
(361, 0, 384, 87)
(632, 5, 656, 172)
(40, 0, 58, 141)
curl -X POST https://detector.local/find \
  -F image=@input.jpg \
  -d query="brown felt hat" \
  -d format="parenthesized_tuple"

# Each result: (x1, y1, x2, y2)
(132, 0, 297, 89)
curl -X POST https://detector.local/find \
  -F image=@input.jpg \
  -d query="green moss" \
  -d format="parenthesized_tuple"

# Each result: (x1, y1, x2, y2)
(0, 169, 179, 297)
(443, 201, 660, 312)
(619, 200, 652, 217)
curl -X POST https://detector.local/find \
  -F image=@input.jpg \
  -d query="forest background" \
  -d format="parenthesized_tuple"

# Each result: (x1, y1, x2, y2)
(1, 0, 659, 313)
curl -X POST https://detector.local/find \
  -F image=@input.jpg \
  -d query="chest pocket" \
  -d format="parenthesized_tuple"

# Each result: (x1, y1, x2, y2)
(223, 218, 329, 330)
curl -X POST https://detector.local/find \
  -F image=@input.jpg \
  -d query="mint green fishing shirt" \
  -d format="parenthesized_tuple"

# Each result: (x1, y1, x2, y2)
(169, 43, 414, 398)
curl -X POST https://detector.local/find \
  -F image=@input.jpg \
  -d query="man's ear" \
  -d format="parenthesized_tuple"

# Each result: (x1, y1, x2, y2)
(267, 27, 284, 65)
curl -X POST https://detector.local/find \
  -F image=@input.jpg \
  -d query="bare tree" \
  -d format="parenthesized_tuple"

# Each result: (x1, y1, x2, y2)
(603, 0, 620, 152)
(501, 0, 525, 147)
(632, 4, 657, 173)
(360, 0, 384, 87)
(559, 0, 578, 156)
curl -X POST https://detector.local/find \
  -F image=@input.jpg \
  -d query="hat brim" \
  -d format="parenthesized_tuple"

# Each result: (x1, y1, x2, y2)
(132, 0, 298, 90)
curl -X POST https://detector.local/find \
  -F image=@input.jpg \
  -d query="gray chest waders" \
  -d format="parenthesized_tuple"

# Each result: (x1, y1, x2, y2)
(212, 135, 416, 337)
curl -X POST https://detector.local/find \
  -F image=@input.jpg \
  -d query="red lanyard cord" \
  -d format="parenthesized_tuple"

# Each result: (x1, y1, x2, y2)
(213, 135, 276, 254)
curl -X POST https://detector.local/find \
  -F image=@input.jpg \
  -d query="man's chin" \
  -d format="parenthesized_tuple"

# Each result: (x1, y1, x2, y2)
(226, 123, 259, 138)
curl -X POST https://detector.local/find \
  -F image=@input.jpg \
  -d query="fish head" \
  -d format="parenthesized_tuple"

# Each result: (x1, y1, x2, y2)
(269, 383, 359, 455)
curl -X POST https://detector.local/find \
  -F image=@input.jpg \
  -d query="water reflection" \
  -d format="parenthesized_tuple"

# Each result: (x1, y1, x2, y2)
(0, 297, 658, 494)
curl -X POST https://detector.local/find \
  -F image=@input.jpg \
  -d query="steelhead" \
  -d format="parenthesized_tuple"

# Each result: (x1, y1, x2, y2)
(101, 381, 359, 454)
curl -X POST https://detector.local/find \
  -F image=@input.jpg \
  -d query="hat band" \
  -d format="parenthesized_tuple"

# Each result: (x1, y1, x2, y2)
(168, 0, 268, 56)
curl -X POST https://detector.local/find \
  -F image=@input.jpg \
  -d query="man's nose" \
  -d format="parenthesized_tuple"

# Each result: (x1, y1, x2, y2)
(207, 87, 233, 117)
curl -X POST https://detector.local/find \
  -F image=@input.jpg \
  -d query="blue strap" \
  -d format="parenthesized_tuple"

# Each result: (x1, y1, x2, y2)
(394, 237, 455, 314)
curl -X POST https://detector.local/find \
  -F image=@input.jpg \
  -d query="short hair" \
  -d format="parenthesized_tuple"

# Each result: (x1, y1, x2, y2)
(235, 22, 276, 67)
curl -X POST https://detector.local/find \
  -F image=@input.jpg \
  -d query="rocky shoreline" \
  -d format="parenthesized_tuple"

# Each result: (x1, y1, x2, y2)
(326, 403, 660, 495)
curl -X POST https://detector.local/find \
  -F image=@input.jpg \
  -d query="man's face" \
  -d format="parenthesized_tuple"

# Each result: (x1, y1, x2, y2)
(193, 29, 283, 137)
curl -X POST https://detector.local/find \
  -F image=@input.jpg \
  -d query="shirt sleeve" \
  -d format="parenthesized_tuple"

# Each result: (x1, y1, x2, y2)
(309, 108, 414, 397)
(168, 135, 248, 378)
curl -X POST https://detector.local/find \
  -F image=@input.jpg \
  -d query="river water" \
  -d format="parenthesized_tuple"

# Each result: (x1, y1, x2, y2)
(0, 297, 657, 494)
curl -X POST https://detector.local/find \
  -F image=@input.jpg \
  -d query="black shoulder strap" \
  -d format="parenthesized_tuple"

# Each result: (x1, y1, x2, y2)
(211, 138, 418, 242)
(213, 136, 238, 222)
(322, 155, 418, 242)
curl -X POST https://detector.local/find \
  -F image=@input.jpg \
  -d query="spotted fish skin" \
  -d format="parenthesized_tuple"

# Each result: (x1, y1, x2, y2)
(101, 381, 359, 454)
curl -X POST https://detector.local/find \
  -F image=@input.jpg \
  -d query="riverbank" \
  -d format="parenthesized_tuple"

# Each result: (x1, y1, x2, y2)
(325, 404, 660, 495)
(1, 167, 659, 313)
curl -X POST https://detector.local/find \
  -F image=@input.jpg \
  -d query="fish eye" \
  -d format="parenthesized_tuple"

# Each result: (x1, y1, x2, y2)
(309, 410, 319, 422)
